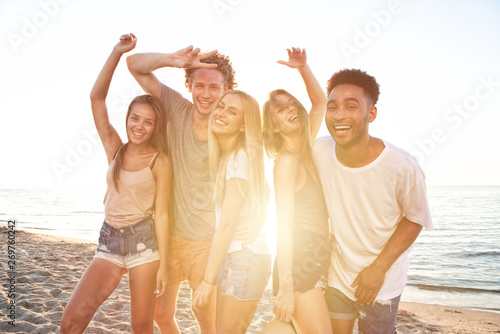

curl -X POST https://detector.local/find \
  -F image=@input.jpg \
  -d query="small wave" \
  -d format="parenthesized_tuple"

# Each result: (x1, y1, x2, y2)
(70, 211, 102, 214)
(446, 250, 500, 258)
(470, 306, 500, 313)
(466, 251, 500, 257)
(408, 283, 500, 294)
(19, 226, 55, 231)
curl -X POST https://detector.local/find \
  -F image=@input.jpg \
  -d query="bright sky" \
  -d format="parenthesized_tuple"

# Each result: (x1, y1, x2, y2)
(1, 0, 499, 187)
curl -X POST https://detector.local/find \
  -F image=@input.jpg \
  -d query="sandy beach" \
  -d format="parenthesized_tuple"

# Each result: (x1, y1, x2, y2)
(0, 226, 498, 333)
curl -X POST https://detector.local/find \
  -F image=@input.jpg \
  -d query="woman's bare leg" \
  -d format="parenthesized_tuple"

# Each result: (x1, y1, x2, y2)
(129, 260, 160, 334)
(60, 259, 125, 333)
(216, 288, 259, 334)
(293, 287, 332, 334)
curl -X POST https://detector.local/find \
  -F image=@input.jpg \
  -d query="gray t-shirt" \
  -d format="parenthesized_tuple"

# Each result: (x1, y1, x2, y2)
(161, 84, 215, 240)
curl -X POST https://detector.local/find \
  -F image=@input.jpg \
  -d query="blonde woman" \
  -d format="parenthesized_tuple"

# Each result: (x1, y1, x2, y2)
(193, 90, 270, 333)
(262, 48, 331, 334)
(60, 34, 171, 334)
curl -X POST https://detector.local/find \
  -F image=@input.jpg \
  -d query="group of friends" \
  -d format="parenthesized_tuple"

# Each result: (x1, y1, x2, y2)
(59, 33, 433, 334)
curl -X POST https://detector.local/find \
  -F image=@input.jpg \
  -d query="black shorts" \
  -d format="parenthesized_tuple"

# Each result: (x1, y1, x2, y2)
(273, 230, 331, 294)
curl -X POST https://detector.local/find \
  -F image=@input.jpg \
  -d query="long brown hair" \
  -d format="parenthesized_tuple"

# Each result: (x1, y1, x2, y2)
(262, 89, 319, 182)
(112, 94, 168, 191)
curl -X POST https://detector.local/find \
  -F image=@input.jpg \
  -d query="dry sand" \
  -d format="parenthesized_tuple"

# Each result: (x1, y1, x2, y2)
(0, 227, 498, 333)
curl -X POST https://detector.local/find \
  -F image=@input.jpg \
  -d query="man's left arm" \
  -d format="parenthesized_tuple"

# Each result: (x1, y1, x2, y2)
(351, 217, 423, 306)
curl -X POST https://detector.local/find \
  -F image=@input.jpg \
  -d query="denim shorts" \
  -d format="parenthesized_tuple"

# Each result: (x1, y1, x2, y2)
(273, 230, 330, 294)
(217, 247, 271, 301)
(94, 216, 160, 269)
(325, 286, 400, 334)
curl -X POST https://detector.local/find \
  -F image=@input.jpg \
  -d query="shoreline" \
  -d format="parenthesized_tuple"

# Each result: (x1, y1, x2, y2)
(1, 227, 499, 333)
(16, 227, 500, 314)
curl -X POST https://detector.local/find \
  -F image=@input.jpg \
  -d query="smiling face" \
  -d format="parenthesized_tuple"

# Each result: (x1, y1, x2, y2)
(325, 84, 377, 149)
(211, 93, 245, 140)
(126, 102, 157, 146)
(189, 68, 227, 116)
(270, 93, 301, 136)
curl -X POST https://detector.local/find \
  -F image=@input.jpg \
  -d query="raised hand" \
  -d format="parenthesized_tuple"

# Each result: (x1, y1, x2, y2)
(170, 45, 219, 69)
(277, 47, 307, 69)
(113, 33, 137, 55)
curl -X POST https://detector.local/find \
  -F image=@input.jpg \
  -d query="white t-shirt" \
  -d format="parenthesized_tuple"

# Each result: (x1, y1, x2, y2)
(312, 137, 433, 301)
(215, 150, 269, 255)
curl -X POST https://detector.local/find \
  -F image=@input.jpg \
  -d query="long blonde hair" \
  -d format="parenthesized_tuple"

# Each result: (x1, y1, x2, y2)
(262, 89, 318, 182)
(208, 90, 269, 225)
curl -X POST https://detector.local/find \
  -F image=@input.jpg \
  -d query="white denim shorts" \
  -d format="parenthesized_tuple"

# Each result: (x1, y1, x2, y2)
(217, 247, 271, 301)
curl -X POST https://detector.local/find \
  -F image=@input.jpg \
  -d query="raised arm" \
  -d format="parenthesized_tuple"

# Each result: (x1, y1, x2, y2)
(151, 153, 172, 297)
(351, 217, 423, 305)
(272, 154, 300, 324)
(192, 178, 247, 307)
(126, 46, 218, 99)
(90, 33, 137, 163)
(278, 48, 327, 140)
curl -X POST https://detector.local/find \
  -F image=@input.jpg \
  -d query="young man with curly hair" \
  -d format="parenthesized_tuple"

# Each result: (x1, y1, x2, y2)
(312, 69, 434, 334)
(127, 42, 236, 334)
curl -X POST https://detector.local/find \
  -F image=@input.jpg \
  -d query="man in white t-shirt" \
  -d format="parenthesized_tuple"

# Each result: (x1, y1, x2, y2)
(312, 69, 433, 334)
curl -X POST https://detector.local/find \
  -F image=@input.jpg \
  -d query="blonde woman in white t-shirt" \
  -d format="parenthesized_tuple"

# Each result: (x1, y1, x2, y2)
(193, 90, 271, 333)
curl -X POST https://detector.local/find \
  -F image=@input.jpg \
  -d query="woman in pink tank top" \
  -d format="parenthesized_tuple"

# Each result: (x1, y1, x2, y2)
(60, 34, 171, 334)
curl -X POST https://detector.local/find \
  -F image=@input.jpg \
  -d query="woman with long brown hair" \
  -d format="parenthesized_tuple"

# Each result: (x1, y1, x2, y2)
(263, 48, 331, 334)
(60, 34, 171, 334)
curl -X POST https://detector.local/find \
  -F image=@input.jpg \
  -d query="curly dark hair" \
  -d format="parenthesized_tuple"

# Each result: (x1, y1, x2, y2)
(184, 53, 237, 91)
(326, 69, 380, 105)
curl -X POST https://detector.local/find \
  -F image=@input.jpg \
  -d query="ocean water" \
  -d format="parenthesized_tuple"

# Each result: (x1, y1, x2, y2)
(405, 186, 500, 313)
(1, 185, 499, 313)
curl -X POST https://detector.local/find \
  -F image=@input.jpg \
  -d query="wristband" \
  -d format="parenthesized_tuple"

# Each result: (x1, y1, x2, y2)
(203, 277, 216, 285)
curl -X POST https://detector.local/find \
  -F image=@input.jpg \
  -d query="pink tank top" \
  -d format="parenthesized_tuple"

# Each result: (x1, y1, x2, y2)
(103, 146, 158, 228)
